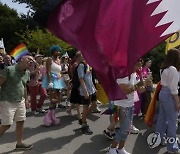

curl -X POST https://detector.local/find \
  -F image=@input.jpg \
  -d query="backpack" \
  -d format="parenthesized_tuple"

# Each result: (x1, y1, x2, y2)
(72, 62, 87, 88)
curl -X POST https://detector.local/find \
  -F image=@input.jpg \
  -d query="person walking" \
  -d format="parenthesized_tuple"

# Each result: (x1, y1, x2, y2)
(155, 49, 180, 153)
(66, 51, 82, 119)
(28, 54, 47, 114)
(0, 55, 34, 150)
(77, 53, 96, 135)
(42, 45, 66, 126)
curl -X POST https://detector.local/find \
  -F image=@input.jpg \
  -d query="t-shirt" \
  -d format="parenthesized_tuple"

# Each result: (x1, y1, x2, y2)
(113, 72, 140, 107)
(160, 66, 179, 95)
(77, 63, 95, 96)
(0, 64, 30, 103)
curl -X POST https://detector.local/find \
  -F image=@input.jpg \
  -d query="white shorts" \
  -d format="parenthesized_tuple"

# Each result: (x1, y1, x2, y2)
(0, 100, 26, 125)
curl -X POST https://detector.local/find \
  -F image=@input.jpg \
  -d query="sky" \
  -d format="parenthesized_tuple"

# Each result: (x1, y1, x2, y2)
(0, 0, 29, 15)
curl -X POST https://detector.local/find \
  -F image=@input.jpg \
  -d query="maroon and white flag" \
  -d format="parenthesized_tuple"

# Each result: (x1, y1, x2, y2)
(45, 0, 180, 100)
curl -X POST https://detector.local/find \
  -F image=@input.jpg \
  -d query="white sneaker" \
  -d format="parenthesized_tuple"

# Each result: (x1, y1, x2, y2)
(33, 111, 39, 115)
(130, 125, 139, 134)
(117, 147, 130, 154)
(107, 147, 118, 154)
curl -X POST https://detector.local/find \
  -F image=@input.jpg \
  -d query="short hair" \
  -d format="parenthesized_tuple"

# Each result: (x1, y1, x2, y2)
(75, 51, 82, 59)
(161, 48, 180, 71)
(50, 45, 62, 55)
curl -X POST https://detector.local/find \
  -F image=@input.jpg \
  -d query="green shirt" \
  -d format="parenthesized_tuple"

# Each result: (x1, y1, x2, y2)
(0, 64, 30, 103)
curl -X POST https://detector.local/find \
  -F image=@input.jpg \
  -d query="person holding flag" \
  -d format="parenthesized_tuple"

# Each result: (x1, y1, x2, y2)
(107, 59, 152, 154)
(0, 55, 34, 150)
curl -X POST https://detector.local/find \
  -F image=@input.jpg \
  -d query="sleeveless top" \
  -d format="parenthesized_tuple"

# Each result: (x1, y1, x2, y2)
(51, 60, 61, 75)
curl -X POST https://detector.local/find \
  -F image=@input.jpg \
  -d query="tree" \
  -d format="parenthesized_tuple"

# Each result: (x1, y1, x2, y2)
(16, 27, 72, 56)
(12, 0, 45, 12)
(143, 42, 166, 83)
(0, 2, 25, 52)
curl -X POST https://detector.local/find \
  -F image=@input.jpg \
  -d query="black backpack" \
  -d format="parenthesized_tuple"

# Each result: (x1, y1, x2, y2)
(72, 62, 87, 88)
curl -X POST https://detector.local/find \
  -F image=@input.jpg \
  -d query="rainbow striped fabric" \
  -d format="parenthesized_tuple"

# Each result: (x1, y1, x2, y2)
(10, 43, 30, 61)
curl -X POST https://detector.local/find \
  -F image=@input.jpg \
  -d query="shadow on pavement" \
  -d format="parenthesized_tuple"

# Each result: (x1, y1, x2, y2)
(132, 129, 159, 154)
(0, 115, 78, 145)
(73, 134, 111, 154)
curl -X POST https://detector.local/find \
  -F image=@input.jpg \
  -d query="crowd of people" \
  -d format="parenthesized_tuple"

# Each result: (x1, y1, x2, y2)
(0, 46, 179, 154)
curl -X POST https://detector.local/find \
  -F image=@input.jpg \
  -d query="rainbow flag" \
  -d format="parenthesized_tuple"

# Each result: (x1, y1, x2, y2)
(10, 43, 30, 61)
(144, 82, 162, 127)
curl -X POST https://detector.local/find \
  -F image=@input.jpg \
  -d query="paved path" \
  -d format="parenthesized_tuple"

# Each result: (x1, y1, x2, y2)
(0, 100, 178, 154)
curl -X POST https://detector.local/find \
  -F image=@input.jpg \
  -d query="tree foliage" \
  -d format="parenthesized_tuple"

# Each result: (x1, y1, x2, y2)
(16, 27, 72, 56)
(143, 42, 166, 83)
(12, 0, 45, 12)
(0, 2, 23, 52)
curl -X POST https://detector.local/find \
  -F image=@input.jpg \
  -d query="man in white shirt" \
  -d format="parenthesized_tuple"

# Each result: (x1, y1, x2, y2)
(108, 59, 152, 154)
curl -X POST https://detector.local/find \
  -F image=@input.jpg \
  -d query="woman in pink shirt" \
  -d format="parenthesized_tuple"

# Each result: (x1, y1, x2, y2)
(141, 58, 153, 117)
(28, 54, 47, 114)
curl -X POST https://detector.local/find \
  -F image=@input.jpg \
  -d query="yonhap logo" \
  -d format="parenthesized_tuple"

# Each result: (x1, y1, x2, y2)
(147, 132, 161, 148)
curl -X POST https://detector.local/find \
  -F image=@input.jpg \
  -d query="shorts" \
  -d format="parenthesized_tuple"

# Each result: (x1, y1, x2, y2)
(80, 93, 97, 105)
(0, 100, 26, 125)
(70, 87, 81, 104)
(115, 106, 134, 142)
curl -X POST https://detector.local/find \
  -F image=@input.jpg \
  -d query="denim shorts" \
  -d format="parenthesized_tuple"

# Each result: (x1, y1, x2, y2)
(115, 106, 134, 142)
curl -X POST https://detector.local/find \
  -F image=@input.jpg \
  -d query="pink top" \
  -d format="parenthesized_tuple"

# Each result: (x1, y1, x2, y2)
(28, 64, 44, 86)
(142, 66, 150, 79)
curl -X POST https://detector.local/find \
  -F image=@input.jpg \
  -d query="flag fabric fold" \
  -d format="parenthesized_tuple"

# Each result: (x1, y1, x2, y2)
(35, 0, 180, 100)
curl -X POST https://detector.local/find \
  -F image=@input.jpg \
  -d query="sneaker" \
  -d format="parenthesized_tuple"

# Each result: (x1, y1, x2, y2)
(92, 108, 101, 113)
(81, 125, 93, 135)
(107, 147, 118, 154)
(117, 147, 130, 154)
(58, 104, 66, 108)
(167, 149, 180, 154)
(32, 111, 39, 115)
(15, 143, 33, 150)
(65, 101, 70, 107)
(36, 108, 46, 113)
(130, 125, 139, 134)
(103, 129, 114, 140)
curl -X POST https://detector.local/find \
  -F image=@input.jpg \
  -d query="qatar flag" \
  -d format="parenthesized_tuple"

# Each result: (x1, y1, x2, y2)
(34, 0, 180, 100)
